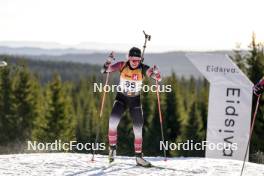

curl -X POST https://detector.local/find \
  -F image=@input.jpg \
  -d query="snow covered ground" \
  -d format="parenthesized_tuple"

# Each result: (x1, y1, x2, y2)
(0, 153, 263, 176)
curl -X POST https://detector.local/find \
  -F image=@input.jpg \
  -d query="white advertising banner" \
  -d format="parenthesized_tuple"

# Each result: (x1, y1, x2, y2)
(187, 54, 253, 161)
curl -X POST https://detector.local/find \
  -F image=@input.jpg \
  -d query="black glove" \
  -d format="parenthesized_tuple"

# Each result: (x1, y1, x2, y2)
(254, 83, 264, 96)
(253, 77, 264, 96)
(101, 59, 111, 74)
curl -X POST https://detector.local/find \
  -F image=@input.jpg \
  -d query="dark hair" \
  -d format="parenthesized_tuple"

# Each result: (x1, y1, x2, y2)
(129, 47, 141, 57)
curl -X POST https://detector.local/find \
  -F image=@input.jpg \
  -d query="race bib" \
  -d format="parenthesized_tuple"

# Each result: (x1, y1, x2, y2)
(119, 78, 142, 93)
(119, 64, 144, 94)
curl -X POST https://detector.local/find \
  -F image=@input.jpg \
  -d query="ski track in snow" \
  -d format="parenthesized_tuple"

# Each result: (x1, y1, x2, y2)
(0, 153, 263, 176)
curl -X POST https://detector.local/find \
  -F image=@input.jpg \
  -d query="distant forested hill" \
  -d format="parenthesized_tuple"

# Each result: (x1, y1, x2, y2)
(1, 46, 241, 78)
(0, 55, 102, 83)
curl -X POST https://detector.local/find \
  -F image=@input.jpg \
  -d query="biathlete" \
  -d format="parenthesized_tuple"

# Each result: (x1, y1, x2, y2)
(101, 47, 161, 167)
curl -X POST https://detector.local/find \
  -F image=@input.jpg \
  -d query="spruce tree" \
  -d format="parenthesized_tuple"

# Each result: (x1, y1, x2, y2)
(164, 73, 185, 149)
(146, 81, 166, 156)
(229, 43, 247, 74)
(74, 78, 98, 152)
(197, 78, 209, 139)
(176, 100, 204, 157)
(0, 66, 16, 143)
(141, 79, 155, 154)
(176, 77, 204, 157)
(246, 33, 264, 155)
(40, 74, 76, 143)
(13, 67, 40, 142)
(229, 33, 264, 160)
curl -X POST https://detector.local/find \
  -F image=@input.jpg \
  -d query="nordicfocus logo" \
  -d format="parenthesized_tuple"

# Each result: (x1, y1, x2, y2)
(160, 140, 238, 151)
(93, 83, 172, 93)
(206, 65, 238, 74)
(27, 140, 106, 151)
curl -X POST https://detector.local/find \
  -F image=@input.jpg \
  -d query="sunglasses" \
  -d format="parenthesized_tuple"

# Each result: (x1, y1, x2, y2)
(130, 59, 141, 64)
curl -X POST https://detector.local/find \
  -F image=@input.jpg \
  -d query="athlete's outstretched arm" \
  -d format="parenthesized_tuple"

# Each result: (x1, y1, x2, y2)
(101, 61, 125, 73)
(146, 65, 162, 82)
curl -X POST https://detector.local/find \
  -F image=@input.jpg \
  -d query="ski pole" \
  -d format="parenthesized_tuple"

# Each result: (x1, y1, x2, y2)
(91, 52, 115, 162)
(141, 31, 166, 160)
(155, 78, 167, 161)
(240, 95, 261, 176)
(141, 30, 151, 62)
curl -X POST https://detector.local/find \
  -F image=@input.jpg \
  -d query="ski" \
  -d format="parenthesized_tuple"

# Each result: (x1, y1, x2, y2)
(136, 163, 152, 168)
(127, 162, 178, 171)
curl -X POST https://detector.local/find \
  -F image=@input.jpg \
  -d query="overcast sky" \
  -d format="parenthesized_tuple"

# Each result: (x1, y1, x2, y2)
(0, 0, 264, 52)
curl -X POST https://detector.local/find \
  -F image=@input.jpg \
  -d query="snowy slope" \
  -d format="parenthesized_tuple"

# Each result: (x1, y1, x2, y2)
(0, 153, 263, 176)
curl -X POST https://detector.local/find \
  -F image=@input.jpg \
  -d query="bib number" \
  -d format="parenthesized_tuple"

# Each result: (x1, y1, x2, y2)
(120, 79, 142, 93)
(125, 81, 136, 89)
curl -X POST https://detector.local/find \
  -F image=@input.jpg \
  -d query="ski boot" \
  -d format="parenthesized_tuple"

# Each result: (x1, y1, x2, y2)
(135, 153, 152, 167)
(108, 145, 117, 163)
